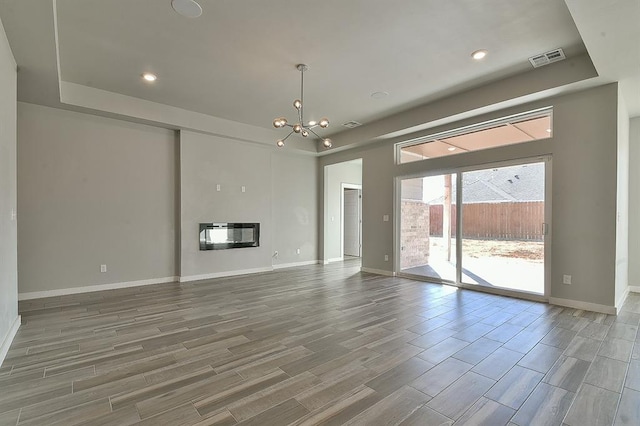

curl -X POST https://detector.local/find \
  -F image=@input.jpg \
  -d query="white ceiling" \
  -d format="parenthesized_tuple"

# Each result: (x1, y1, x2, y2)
(0, 0, 637, 152)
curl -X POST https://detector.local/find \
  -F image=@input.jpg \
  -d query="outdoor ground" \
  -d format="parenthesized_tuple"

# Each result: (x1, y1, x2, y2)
(431, 237, 544, 262)
(403, 237, 545, 293)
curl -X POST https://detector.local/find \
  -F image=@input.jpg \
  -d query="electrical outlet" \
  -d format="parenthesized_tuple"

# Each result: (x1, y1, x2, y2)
(383, 215, 389, 222)
(296, 248, 301, 255)
(384, 254, 389, 261)
(216, 184, 221, 191)
(100, 264, 107, 273)
(563, 274, 572, 285)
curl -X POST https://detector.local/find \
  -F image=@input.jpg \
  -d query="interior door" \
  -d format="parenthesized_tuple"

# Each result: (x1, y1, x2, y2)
(343, 188, 361, 257)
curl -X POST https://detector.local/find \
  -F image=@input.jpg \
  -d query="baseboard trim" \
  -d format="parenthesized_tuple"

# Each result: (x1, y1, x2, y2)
(360, 267, 396, 277)
(179, 267, 273, 283)
(629, 286, 640, 293)
(273, 260, 319, 270)
(0, 315, 21, 367)
(548, 297, 616, 315)
(323, 257, 344, 265)
(616, 287, 631, 311)
(18, 276, 179, 301)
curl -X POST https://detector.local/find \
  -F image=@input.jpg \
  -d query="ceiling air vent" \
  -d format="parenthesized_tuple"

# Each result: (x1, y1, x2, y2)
(528, 48, 566, 68)
(342, 121, 362, 129)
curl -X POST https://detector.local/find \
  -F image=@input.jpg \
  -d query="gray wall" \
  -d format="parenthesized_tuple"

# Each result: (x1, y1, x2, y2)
(323, 160, 362, 261)
(0, 16, 18, 359)
(179, 130, 318, 279)
(615, 89, 629, 307)
(321, 84, 620, 308)
(272, 152, 318, 266)
(15, 109, 318, 293)
(179, 130, 273, 277)
(630, 117, 640, 287)
(17, 103, 177, 294)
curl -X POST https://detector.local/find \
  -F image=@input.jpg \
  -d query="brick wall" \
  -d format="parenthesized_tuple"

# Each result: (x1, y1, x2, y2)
(401, 200, 430, 269)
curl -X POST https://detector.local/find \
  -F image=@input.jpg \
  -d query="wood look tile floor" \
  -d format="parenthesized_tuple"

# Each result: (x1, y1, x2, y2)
(2, 260, 640, 425)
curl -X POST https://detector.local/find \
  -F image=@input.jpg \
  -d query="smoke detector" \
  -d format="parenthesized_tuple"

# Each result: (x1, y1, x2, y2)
(342, 121, 362, 129)
(529, 48, 566, 68)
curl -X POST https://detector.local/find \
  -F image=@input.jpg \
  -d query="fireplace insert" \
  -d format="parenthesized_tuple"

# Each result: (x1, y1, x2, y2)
(199, 223, 260, 250)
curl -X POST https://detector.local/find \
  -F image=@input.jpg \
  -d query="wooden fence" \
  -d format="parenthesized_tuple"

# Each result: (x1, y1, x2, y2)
(429, 201, 543, 241)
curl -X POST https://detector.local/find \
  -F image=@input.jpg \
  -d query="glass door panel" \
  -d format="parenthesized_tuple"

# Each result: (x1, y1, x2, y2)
(460, 162, 545, 294)
(400, 174, 457, 281)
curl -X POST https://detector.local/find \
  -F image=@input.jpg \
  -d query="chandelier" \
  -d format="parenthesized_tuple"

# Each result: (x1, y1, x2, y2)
(273, 64, 332, 149)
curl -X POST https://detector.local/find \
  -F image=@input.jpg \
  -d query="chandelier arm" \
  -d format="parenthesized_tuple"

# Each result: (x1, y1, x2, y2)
(308, 128, 323, 139)
(282, 130, 295, 142)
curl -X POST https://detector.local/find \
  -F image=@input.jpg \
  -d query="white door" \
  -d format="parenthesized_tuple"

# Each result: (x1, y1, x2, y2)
(343, 188, 361, 257)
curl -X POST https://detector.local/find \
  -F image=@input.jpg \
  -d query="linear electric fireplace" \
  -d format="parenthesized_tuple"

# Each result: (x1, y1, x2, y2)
(199, 223, 260, 250)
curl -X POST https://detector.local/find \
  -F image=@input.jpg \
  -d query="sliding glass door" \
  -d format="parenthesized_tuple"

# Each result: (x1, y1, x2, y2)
(400, 174, 457, 282)
(399, 159, 547, 296)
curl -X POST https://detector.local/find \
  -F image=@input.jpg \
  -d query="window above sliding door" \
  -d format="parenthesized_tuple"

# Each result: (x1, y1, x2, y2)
(397, 108, 552, 164)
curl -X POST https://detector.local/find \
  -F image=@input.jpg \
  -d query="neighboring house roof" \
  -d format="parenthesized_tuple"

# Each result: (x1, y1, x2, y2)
(428, 163, 544, 204)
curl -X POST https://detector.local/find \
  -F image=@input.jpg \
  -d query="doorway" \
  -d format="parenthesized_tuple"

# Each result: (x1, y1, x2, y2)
(398, 158, 549, 296)
(323, 159, 363, 263)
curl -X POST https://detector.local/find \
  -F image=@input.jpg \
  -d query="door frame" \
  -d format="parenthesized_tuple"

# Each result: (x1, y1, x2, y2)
(395, 155, 552, 301)
(341, 183, 362, 259)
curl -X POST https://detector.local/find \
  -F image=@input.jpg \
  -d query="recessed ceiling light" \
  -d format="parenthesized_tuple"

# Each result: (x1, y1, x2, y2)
(371, 91, 389, 99)
(308, 120, 317, 126)
(448, 147, 456, 151)
(142, 72, 157, 82)
(171, 0, 203, 18)
(471, 49, 488, 60)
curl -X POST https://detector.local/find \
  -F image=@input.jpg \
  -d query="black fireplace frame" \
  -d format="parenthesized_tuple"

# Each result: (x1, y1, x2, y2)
(199, 222, 260, 250)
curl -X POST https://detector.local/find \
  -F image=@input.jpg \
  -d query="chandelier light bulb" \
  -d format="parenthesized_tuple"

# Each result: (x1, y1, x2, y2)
(276, 139, 285, 147)
(323, 138, 332, 148)
(293, 124, 302, 133)
(273, 118, 283, 128)
(293, 99, 302, 109)
(319, 118, 329, 128)
(301, 129, 309, 137)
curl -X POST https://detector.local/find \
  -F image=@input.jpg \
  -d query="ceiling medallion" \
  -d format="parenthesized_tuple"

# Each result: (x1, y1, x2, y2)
(273, 64, 332, 149)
